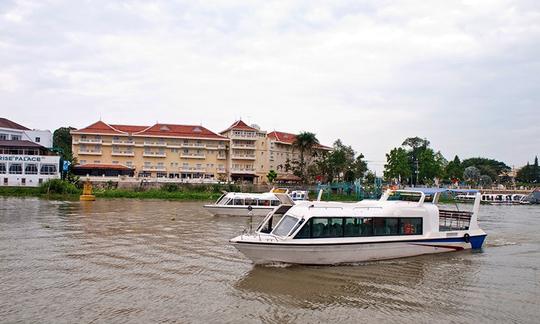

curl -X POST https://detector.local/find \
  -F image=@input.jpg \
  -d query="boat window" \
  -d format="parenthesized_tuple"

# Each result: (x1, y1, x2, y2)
(295, 220, 311, 238)
(233, 198, 244, 205)
(272, 216, 299, 236)
(374, 218, 398, 235)
(226, 199, 234, 205)
(245, 198, 256, 206)
(215, 194, 227, 204)
(271, 200, 280, 206)
(399, 218, 423, 235)
(344, 217, 373, 237)
(294, 217, 422, 239)
(258, 200, 270, 206)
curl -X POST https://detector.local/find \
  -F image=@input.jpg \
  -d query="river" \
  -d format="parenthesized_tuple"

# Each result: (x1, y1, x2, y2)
(1, 197, 539, 323)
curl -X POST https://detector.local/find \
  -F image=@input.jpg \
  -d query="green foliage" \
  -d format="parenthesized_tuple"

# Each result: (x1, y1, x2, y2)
(516, 156, 540, 183)
(266, 170, 277, 183)
(479, 175, 493, 188)
(384, 147, 411, 183)
(313, 140, 367, 183)
(461, 157, 510, 181)
(292, 132, 319, 183)
(445, 155, 464, 181)
(39, 179, 81, 195)
(53, 127, 76, 160)
(463, 166, 481, 184)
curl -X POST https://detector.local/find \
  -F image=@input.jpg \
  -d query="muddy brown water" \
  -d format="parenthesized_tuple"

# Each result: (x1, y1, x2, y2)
(1, 197, 539, 323)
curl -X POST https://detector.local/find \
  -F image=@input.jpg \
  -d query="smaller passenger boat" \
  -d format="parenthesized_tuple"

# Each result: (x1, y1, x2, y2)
(230, 189, 487, 265)
(289, 190, 309, 201)
(204, 192, 293, 216)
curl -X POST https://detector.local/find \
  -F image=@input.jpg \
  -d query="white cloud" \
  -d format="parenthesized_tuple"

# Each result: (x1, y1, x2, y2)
(1, 0, 539, 172)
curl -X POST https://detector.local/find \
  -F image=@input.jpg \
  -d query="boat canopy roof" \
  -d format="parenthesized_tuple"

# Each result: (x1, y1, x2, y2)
(403, 188, 479, 195)
(223, 192, 280, 200)
(287, 199, 438, 219)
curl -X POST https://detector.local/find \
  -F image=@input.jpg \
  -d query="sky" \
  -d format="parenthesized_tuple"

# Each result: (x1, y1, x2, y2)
(1, 0, 539, 174)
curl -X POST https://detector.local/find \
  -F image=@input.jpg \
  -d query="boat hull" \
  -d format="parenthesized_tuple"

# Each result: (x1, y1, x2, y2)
(203, 205, 274, 217)
(231, 235, 487, 265)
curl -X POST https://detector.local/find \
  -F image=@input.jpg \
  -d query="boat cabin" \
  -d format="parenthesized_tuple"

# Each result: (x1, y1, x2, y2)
(214, 192, 282, 207)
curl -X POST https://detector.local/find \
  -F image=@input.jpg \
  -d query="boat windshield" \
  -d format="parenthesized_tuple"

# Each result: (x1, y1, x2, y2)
(271, 215, 299, 237)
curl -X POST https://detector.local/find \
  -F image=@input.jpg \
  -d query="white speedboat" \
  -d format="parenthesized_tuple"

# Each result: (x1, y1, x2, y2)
(204, 192, 293, 216)
(230, 189, 487, 265)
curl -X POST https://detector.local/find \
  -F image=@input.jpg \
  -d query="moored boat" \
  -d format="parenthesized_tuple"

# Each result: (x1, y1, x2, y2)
(204, 192, 293, 216)
(230, 189, 487, 265)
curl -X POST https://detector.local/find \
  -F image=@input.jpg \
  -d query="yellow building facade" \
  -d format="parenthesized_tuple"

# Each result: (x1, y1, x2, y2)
(72, 120, 330, 183)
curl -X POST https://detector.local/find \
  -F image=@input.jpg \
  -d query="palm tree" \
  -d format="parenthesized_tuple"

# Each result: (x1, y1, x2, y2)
(293, 132, 319, 183)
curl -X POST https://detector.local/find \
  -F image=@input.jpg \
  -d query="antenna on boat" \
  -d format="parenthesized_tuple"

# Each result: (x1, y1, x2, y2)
(317, 189, 323, 201)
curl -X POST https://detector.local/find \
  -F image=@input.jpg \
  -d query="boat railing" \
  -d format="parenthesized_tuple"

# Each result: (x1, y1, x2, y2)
(439, 209, 472, 231)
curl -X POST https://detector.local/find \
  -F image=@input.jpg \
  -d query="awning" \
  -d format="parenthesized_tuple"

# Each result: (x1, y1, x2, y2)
(276, 174, 302, 182)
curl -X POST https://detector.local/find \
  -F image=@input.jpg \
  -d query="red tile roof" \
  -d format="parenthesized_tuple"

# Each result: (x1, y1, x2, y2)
(72, 121, 226, 139)
(268, 131, 331, 150)
(221, 120, 259, 133)
(0, 118, 30, 130)
(110, 124, 148, 133)
(75, 163, 133, 170)
(134, 124, 227, 139)
(72, 121, 126, 135)
(0, 140, 46, 149)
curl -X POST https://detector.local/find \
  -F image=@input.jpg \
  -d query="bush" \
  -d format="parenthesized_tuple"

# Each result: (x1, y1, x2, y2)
(39, 179, 81, 195)
(162, 183, 180, 192)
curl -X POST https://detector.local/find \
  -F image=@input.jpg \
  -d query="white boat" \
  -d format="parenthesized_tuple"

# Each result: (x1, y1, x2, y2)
(481, 193, 527, 205)
(204, 192, 293, 216)
(230, 189, 487, 265)
(289, 190, 309, 201)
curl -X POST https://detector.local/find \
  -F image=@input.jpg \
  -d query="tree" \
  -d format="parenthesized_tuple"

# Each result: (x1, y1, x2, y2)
(479, 175, 493, 188)
(445, 155, 464, 182)
(266, 170, 277, 183)
(417, 148, 446, 185)
(534, 156, 539, 183)
(384, 147, 411, 183)
(461, 157, 510, 182)
(53, 127, 75, 160)
(463, 166, 481, 185)
(292, 132, 319, 183)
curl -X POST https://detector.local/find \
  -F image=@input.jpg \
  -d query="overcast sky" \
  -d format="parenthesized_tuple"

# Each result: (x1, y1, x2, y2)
(1, 0, 539, 173)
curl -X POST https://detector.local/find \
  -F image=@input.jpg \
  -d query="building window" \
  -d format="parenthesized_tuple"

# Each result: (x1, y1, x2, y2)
(11, 135, 21, 141)
(3, 178, 7, 185)
(40, 164, 57, 175)
(0, 134, 7, 140)
(79, 160, 87, 165)
(0, 163, 6, 174)
(35, 137, 40, 143)
(9, 163, 23, 174)
(112, 161, 119, 164)
(21, 178, 26, 185)
(25, 164, 38, 175)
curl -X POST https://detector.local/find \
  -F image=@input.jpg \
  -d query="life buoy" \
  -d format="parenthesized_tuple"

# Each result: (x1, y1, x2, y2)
(464, 233, 470, 243)
(247, 205, 253, 212)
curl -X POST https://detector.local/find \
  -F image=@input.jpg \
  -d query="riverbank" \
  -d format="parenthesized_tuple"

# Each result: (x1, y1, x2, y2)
(0, 187, 223, 201)
(0, 187, 363, 202)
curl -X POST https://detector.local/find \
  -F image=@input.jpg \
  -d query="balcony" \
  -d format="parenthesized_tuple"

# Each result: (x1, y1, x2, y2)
(142, 165, 166, 171)
(231, 154, 256, 160)
(77, 138, 102, 144)
(143, 151, 167, 158)
(231, 143, 256, 149)
(180, 167, 206, 172)
(231, 168, 256, 174)
(181, 143, 206, 148)
(217, 155, 227, 160)
(112, 139, 134, 145)
(144, 141, 167, 147)
(112, 150, 135, 157)
(78, 150, 102, 155)
(216, 168, 227, 173)
(180, 153, 206, 159)
(229, 133, 257, 140)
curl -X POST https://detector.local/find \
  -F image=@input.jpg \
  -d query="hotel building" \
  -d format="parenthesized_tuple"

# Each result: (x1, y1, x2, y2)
(71, 120, 330, 183)
(0, 118, 60, 186)
(71, 121, 229, 180)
